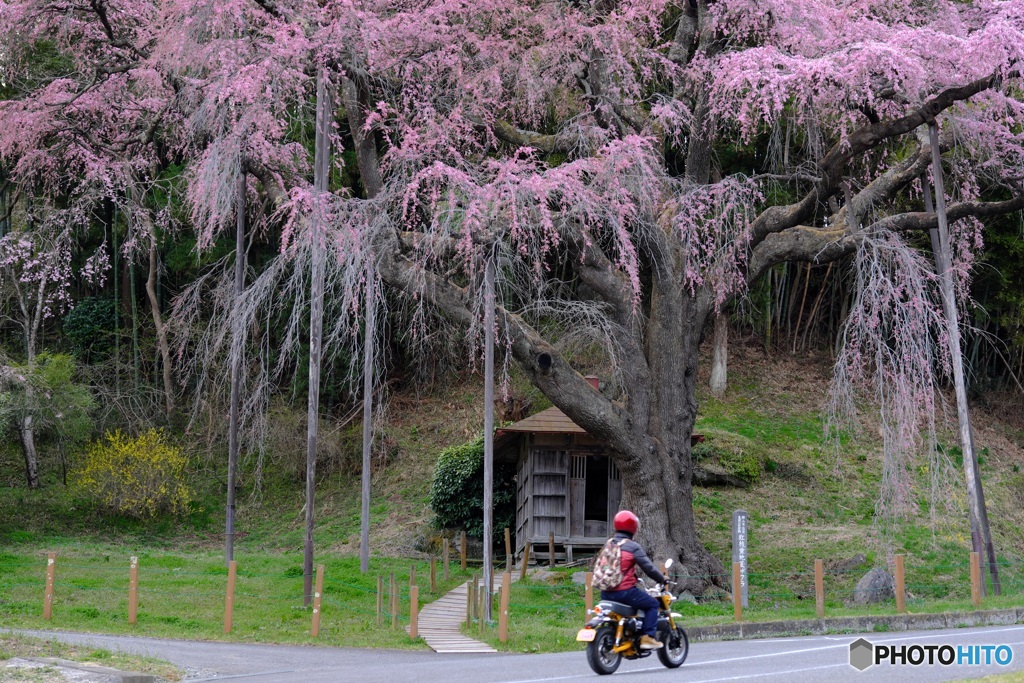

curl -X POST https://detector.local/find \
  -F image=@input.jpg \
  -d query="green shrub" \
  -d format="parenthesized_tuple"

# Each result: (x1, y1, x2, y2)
(71, 429, 192, 518)
(63, 297, 116, 362)
(429, 435, 515, 538)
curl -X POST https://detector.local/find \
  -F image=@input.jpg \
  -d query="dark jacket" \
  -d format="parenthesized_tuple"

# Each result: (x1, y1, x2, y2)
(606, 531, 667, 591)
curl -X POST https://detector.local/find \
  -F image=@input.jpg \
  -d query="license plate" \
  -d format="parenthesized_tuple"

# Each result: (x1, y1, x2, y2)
(576, 629, 596, 642)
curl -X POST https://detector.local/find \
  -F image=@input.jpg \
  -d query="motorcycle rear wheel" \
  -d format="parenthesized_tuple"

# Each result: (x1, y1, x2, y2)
(657, 624, 689, 668)
(586, 625, 622, 675)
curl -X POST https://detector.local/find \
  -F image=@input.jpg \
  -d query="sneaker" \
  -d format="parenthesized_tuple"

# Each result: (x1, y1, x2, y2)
(639, 635, 663, 650)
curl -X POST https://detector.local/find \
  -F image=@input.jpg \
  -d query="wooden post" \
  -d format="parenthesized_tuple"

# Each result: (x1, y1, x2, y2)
(585, 572, 594, 618)
(548, 531, 555, 567)
(390, 572, 398, 629)
(895, 554, 906, 614)
(733, 561, 742, 622)
(224, 560, 237, 634)
(409, 586, 419, 640)
(499, 572, 511, 643)
(814, 559, 824, 619)
(311, 564, 324, 637)
(430, 558, 437, 593)
(478, 577, 485, 633)
(443, 539, 450, 580)
(128, 556, 139, 625)
(461, 531, 468, 570)
(43, 553, 56, 620)
(520, 544, 530, 581)
(970, 552, 982, 608)
(466, 576, 473, 625)
(376, 576, 383, 626)
(504, 528, 512, 572)
(410, 564, 416, 588)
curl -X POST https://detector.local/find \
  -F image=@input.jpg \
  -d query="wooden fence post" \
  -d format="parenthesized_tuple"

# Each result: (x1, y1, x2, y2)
(548, 531, 555, 567)
(970, 552, 982, 608)
(128, 556, 139, 625)
(895, 554, 906, 614)
(499, 571, 511, 643)
(732, 561, 742, 622)
(466, 575, 473, 626)
(376, 576, 383, 626)
(461, 531, 468, 570)
(430, 558, 437, 593)
(410, 564, 416, 589)
(585, 572, 594, 618)
(814, 559, 824, 619)
(311, 564, 324, 637)
(224, 560, 237, 634)
(390, 573, 398, 629)
(478, 577, 485, 633)
(43, 553, 56, 620)
(409, 585, 419, 640)
(520, 544, 530, 581)
(443, 539, 450, 580)
(504, 528, 512, 572)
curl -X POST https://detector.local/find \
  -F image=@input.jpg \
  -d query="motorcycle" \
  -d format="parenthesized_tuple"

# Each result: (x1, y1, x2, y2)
(576, 558, 690, 675)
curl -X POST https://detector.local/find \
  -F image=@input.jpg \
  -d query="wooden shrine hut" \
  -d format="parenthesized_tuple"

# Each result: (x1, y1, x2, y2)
(495, 377, 703, 564)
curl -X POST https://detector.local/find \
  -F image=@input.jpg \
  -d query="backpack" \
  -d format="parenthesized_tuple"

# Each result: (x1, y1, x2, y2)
(592, 538, 627, 590)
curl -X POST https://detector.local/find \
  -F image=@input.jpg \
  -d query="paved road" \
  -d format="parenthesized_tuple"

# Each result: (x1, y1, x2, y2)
(12, 625, 1024, 682)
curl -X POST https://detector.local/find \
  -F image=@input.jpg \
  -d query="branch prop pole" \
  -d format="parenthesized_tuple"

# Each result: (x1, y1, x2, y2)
(927, 122, 1000, 597)
(483, 257, 496, 621)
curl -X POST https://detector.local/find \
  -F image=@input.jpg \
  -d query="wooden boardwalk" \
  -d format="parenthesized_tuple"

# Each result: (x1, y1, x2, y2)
(407, 576, 511, 653)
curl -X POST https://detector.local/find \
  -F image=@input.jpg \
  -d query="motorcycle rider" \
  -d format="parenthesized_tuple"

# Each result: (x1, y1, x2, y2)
(600, 510, 667, 650)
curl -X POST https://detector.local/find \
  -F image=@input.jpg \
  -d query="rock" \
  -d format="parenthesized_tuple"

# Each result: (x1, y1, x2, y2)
(852, 568, 895, 605)
(675, 590, 698, 605)
(528, 567, 558, 584)
(571, 571, 589, 585)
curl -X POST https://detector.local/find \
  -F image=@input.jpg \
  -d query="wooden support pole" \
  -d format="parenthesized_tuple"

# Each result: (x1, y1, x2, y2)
(410, 564, 416, 588)
(311, 564, 324, 637)
(376, 576, 383, 626)
(585, 572, 594, 618)
(409, 586, 419, 640)
(504, 527, 512, 572)
(430, 558, 437, 593)
(224, 560, 237, 634)
(733, 562, 742, 622)
(43, 553, 56, 620)
(548, 531, 555, 567)
(443, 539, 450, 580)
(499, 572, 511, 643)
(478, 577, 485, 633)
(520, 544, 530, 581)
(466, 575, 473, 626)
(895, 554, 906, 614)
(814, 559, 824, 619)
(390, 572, 398, 629)
(128, 556, 139, 625)
(461, 531, 468, 570)
(970, 552, 982, 608)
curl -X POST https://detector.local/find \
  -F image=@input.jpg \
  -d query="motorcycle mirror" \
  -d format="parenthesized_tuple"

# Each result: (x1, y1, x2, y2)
(665, 558, 674, 569)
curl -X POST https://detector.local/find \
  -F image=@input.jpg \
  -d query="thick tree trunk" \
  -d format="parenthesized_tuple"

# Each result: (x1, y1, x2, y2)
(20, 414, 39, 489)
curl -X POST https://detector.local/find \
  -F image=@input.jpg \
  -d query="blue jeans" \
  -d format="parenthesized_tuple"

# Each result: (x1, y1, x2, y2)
(600, 586, 659, 637)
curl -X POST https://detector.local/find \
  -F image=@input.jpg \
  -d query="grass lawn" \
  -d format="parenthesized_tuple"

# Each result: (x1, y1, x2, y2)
(0, 632, 181, 681)
(0, 546, 476, 650)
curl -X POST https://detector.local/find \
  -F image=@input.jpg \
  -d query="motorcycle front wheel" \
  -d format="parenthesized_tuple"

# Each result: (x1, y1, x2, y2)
(586, 625, 622, 675)
(657, 624, 689, 668)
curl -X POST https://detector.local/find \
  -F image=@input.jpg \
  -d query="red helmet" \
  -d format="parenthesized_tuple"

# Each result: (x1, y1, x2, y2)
(613, 510, 639, 535)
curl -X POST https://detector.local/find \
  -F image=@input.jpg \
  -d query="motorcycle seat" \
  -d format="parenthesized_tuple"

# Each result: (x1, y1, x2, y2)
(598, 600, 637, 617)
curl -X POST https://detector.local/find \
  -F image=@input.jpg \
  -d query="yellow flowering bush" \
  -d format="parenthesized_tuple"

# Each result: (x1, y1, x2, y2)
(72, 429, 193, 518)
